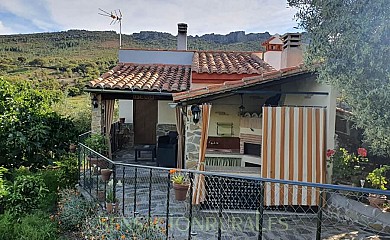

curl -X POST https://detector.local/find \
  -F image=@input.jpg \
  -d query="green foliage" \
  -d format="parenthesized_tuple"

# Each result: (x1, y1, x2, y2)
(329, 148, 368, 184)
(366, 165, 390, 190)
(0, 210, 58, 240)
(57, 188, 97, 231)
(54, 153, 79, 189)
(84, 133, 109, 155)
(82, 216, 166, 240)
(52, 94, 91, 135)
(0, 167, 9, 202)
(0, 79, 78, 168)
(289, 0, 390, 155)
(6, 174, 48, 217)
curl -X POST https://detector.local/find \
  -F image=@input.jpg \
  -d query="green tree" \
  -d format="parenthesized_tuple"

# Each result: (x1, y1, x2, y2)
(288, 0, 390, 155)
(0, 79, 78, 169)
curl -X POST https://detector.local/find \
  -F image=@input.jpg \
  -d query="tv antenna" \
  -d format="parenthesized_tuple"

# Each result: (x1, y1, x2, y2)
(98, 8, 123, 48)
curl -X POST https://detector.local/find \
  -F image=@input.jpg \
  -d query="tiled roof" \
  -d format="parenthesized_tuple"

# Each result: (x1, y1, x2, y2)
(173, 65, 309, 102)
(88, 63, 191, 92)
(192, 51, 275, 74)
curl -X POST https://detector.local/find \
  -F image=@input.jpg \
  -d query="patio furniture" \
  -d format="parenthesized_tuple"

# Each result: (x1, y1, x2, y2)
(156, 131, 178, 167)
(134, 145, 156, 162)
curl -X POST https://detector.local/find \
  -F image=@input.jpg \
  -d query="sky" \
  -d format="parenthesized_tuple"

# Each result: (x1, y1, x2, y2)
(0, 0, 299, 36)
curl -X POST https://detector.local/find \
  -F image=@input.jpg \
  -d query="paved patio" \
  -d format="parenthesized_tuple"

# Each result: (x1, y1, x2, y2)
(81, 162, 388, 240)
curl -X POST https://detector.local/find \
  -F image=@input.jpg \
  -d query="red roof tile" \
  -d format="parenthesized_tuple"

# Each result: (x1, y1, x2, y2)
(88, 63, 191, 92)
(173, 64, 309, 102)
(192, 51, 274, 74)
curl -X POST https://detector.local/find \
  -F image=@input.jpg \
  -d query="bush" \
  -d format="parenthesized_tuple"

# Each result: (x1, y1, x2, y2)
(54, 153, 79, 189)
(0, 210, 58, 240)
(57, 188, 97, 231)
(15, 211, 58, 240)
(6, 174, 48, 217)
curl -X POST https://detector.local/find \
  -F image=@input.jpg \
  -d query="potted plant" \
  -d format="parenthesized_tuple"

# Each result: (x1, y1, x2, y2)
(106, 188, 118, 213)
(366, 165, 389, 208)
(84, 134, 109, 168)
(170, 169, 190, 201)
(100, 168, 113, 181)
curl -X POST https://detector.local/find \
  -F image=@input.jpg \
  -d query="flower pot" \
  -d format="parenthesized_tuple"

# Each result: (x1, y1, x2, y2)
(368, 194, 387, 208)
(106, 202, 118, 214)
(88, 156, 108, 168)
(97, 190, 105, 201)
(100, 169, 113, 181)
(69, 143, 77, 152)
(106, 202, 114, 213)
(173, 183, 190, 201)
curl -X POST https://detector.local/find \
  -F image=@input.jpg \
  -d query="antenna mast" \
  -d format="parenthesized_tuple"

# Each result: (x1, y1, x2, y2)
(98, 8, 123, 48)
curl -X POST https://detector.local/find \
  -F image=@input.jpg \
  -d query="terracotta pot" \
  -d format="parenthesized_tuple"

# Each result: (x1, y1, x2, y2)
(100, 169, 113, 181)
(106, 202, 118, 214)
(173, 183, 190, 201)
(88, 156, 108, 168)
(368, 194, 387, 208)
(69, 143, 77, 152)
(97, 190, 105, 201)
(106, 202, 114, 213)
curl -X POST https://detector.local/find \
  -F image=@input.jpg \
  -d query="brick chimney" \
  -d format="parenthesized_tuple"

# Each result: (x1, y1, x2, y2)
(177, 23, 188, 50)
(281, 33, 303, 69)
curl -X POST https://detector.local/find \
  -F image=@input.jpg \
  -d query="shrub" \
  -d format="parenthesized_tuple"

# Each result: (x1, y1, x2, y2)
(15, 211, 58, 240)
(57, 188, 97, 231)
(366, 165, 390, 190)
(54, 153, 79, 189)
(0, 210, 58, 240)
(6, 174, 48, 217)
(84, 133, 108, 155)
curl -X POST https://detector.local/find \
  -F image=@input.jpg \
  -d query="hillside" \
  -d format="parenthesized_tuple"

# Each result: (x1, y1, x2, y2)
(0, 29, 294, 94)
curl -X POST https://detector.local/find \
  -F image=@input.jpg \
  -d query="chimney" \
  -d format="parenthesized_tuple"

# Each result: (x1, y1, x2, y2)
(177, 23, 188, 50)
(281, 33, 303, 69)
(262, 34, 283, 70)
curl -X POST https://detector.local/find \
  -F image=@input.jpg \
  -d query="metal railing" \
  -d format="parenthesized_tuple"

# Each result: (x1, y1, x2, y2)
(78, 142, 390, 240)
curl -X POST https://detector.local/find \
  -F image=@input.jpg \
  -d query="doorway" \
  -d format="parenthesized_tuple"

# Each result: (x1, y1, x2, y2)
(133, 99, 158, 145)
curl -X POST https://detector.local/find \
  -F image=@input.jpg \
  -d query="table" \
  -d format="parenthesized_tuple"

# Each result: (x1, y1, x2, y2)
(134, 145, 156, 162)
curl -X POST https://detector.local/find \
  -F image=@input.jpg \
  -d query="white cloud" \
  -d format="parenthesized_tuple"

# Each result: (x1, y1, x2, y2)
(0, 0, 298, 35)
(0, 21, 13, 34)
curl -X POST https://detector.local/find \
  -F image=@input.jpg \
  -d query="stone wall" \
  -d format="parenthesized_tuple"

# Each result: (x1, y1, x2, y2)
(156, 124, 177, 139)
(185, 116, 202, 169)
(326, 192, 390, 233)
(91, 94, 102, 134)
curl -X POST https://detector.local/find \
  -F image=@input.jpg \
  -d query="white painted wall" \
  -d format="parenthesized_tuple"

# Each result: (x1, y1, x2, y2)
(158, 100, 176, 124)
(282, 79, 338, 183)
(264, 51, 282, 70)
(118, 100, 133, 123)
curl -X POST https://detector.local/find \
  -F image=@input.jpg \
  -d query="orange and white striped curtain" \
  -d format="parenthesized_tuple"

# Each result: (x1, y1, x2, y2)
(261, 106, 326, 206)
(192, 103, 212, 205)
(104, 99, 115, 159)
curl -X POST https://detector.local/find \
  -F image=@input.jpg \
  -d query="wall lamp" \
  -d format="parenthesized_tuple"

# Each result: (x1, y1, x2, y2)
(191, 104, 201, 124)
(92, 95, 99, 108)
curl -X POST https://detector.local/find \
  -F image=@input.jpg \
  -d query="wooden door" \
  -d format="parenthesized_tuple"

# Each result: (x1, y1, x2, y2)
(134, 100, 158, 145)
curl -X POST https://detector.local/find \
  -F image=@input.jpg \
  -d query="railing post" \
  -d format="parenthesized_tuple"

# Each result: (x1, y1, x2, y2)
(148, 168, 153, 223)
(166, 172, 171, 239)
(89, 151, 92, 195)
(122, 166, 125, 215)
(316, 189, 324, 240)
(188, 172, 194, 240)
(258, 181, 265, 240)
(218, 176, 222, 240)
(77, 143, 81, 186)
(83, 147, 86, 188)
(112, 164, 117, 204)
(133, 167, 138, 217)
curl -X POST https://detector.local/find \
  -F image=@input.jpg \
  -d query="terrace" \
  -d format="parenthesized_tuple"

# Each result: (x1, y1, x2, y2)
(78, 142, 390, 240)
